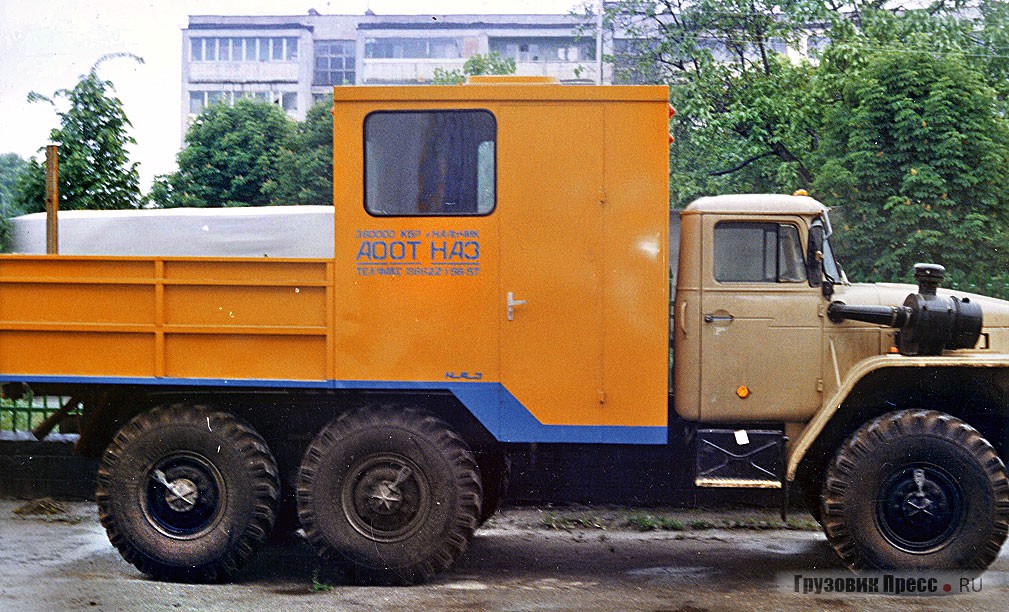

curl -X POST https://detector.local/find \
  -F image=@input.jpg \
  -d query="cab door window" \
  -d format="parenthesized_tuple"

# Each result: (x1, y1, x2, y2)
(713, 222, 805, 283)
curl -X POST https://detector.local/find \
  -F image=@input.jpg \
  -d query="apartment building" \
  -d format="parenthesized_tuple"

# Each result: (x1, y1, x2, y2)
(181, 11, 606, 132)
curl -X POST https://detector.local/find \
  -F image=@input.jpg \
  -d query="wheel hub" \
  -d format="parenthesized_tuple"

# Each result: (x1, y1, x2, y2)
(152, 469, 200, 512)
(878, 465, 961, 553)
(144, 454, 225, 538)
(367, 480, 405, 514)
(344, 456, 429, 542)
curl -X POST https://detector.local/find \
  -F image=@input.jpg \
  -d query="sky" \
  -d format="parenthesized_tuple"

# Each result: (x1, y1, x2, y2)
(0, 0, 582, 190)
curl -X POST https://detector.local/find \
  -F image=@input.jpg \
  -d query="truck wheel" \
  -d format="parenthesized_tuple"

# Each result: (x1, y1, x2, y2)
(96, 405, 280, 582)
(296, 407, 482, 585)
(821, 410, 1009, 570)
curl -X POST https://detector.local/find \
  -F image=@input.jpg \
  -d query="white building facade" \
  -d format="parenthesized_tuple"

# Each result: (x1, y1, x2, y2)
(181, 12, 609, 133)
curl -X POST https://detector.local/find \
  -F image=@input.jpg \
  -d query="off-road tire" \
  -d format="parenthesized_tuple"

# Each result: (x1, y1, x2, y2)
(296, 406, 482, 585)
(96, 405, 280, 582)
(821, 410, 1009, 571)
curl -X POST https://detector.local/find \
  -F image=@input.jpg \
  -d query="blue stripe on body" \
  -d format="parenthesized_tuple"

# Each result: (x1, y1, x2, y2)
(0, 374, 667, 445)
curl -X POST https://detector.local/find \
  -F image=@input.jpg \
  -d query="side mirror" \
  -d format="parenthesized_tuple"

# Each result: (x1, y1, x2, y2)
(806, 226, 824, 288)
(807, 225, 833, 298)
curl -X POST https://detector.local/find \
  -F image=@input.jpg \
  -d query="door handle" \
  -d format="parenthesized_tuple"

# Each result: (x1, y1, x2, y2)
(704, 314, 734, 324)
(507, 292, 527, 321)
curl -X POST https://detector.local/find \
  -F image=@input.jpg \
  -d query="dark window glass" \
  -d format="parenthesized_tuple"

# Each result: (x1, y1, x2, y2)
(714, 222, 805, 283)
(365, 38, 459, 59)
(365, 111, 496, 216)
(217, 38, 229, 61)
(313, 40, 356, 85)
(189, 91, 205, 114)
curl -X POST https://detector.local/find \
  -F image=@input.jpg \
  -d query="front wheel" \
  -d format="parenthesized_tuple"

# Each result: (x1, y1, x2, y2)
(296, 407, 482, 585)
(821, 410, 1009, 570)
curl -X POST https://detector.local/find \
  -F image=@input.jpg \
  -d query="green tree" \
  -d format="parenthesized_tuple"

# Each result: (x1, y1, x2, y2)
(593, 0, 824, 205)
(152, 99, 294, 208)
(261, 96, 334, 205)
(431, 52, 517, 85)
(14, 53, 143, 213)
(813, 50, 1009, 292)
(0, 153, 27, 211)
(0, 152, 28, 251)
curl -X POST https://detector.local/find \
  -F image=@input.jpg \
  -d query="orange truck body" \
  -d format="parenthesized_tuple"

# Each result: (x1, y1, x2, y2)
(0, 80, 671, 445)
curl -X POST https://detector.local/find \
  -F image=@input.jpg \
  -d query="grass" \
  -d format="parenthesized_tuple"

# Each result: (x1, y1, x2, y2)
(540, 512, 608, 531)
(310, 570, 335, 592)
(614, 511, 819, 533)
(625, 513, 686, 532)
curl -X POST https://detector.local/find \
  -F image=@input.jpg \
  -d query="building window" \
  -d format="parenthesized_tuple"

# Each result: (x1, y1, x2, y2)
(491, 37, 592, 63)
(314, 40, 355, 85)
(189, 91, 205, 114)
(244, 37, 257, 61)
(365, 111, 496, 216)
(365, 38, 460, 59)
(189, 36, 299, 63)
(713, 222, 806, 283)
(187, 90, 298, 116)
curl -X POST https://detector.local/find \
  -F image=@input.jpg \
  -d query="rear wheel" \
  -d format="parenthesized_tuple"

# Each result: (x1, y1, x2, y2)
(821, 410, 1009, 570)
(96, 405, 279, 582)
(296, 407, 482, 585)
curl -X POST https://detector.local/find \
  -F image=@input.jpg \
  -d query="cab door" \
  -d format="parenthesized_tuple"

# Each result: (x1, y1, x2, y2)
(497, 104, 606, 432)
(698, 217, 823, 422)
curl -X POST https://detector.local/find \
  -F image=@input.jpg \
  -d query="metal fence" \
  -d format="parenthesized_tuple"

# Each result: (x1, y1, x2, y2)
(0, 396, 80, 434)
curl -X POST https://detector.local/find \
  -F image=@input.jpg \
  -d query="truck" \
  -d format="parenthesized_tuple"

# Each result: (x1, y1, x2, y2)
(2, 77, 1008, 584)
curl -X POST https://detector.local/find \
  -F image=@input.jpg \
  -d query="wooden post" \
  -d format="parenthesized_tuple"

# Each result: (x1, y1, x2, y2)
(45, 144, 59, 254)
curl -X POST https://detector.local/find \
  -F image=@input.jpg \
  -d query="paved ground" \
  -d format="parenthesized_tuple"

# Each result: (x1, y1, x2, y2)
(2, 500, 1008, 612)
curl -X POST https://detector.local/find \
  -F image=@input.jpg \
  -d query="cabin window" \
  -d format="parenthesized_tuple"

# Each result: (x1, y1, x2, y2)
(713, 222, 805, 283)
(364, 110, 496, 216)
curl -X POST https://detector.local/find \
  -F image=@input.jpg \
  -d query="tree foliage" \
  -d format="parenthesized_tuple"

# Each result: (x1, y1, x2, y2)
(0, 153, 27, 211)
(151, 99, 294, 208)
(431, 52, 517, 85)
(0, 152, 28, 251)
(261, 96, 334, 205)
(13, 54, 143, 213)
(807, 4, 1009, 292)
(815, 51, 1009, 282)
(592, 0, 825, 203)
(594, 1, 1009, 296)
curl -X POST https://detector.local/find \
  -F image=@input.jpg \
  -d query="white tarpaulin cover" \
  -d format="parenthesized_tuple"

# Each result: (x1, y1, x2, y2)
(9, 206, 335, 258)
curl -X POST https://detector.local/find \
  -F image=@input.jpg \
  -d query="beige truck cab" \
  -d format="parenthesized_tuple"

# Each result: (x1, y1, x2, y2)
(674, 193, 1009, 571)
